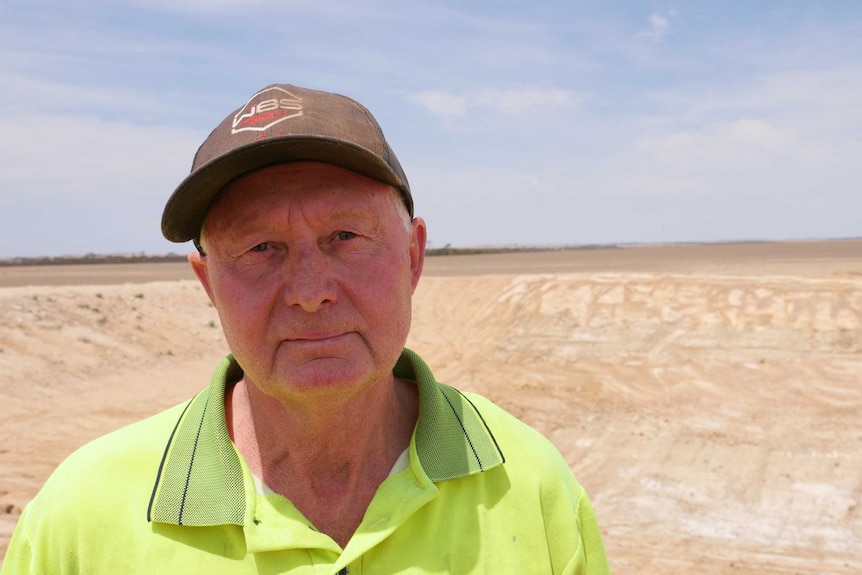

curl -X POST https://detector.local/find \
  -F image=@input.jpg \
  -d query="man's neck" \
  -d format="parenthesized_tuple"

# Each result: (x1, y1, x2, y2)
(226, 375, 419, 546)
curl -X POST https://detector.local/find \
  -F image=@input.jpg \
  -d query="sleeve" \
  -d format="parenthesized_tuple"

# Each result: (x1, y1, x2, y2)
(563, 490, 611, 575)
(538, 460, 611, 575)
(559, 491, 611, 575)
(1, 506, 35, 575)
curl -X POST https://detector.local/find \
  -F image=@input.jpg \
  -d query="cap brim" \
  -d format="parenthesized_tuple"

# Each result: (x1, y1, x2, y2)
(161, 136, 408, 243)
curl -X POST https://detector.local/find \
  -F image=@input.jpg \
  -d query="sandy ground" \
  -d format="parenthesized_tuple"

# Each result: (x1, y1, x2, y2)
(1, 241, 860, 573)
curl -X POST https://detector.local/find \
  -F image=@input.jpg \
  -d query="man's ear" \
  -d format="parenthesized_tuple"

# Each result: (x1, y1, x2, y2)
(408, 217, 427, 292)
(188, 251, 216, 305)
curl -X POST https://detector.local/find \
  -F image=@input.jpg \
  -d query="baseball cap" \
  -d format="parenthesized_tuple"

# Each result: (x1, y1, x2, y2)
(161, 83, 412, 243)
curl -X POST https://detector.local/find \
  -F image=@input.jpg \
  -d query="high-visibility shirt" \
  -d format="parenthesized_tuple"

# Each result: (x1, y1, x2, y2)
(2, 349, 610, 574)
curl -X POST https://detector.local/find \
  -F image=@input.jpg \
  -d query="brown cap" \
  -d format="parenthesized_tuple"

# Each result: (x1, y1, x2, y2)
(161, 84, 412, 243)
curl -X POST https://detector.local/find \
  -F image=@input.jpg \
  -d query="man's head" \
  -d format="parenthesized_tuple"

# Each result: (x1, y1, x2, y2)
(162, 84, 426, 402)
(189, 161, 425, 402)
(161, 83, 413, 244)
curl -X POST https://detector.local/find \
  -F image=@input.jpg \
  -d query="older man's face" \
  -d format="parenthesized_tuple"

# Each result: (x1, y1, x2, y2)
(190, 162, 425, 403)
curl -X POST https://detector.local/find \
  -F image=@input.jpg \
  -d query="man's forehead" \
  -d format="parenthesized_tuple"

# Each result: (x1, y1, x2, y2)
(216, 162, 397, 209)
(229, 161, 387, 190)
(202, 162, 399, 234)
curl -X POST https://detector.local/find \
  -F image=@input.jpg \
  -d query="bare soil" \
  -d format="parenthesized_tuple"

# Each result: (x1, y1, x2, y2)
(1, 240, 860, 573)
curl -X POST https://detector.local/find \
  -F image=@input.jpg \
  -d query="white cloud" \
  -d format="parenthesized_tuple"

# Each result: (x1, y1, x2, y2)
(0, 71, 178, 118)
(586, 111, 862, 242)
(0, 112, 203, 257)
(410, 91, 469, 118)
(125, 0, 377, 17)
(637, 13, 671, 42)
(407, 58, 862, 246)
(474, 87, 581, 115)
(0, 113, 199, 197)
(655, 65, 862, 140)
(126, 0, 280, 12)
(411, 86, 583, 122)
(637, 118, 801, 170)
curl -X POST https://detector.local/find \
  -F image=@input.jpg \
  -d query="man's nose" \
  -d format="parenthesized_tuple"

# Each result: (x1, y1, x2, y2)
(281, 245, 337, 312)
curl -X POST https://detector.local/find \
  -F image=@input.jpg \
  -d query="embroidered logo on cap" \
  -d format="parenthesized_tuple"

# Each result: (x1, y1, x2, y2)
(232, 87, 303, 134)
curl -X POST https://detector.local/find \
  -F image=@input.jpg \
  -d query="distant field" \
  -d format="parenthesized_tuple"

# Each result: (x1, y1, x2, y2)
(2, 238, 861, 573)
(1, 240, 860, 287)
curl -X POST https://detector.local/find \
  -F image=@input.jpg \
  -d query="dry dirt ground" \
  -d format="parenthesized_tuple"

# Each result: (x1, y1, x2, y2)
(1, 241, 861, 573)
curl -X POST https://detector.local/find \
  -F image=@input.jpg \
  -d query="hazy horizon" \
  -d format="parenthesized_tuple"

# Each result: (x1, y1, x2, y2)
(2, 236, 860, 263)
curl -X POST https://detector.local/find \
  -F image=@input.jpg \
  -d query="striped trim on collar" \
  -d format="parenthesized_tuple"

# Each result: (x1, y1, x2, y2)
(148, 348, 504, 526)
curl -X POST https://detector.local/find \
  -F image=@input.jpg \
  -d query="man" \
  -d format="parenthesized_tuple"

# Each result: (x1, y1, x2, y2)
(2, 84, 610, 573)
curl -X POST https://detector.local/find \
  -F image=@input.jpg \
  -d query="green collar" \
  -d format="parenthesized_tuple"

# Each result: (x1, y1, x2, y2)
(148, 348, 504, 526)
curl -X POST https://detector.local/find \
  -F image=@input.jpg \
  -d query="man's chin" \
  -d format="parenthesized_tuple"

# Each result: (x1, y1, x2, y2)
(265, 357, 377, 397)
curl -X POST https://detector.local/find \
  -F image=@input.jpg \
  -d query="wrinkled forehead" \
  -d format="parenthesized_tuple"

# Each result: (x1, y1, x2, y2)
(199, 161, 406, 240)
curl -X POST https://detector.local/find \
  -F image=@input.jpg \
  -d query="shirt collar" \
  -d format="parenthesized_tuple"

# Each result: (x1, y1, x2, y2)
(148, 348, 504, 526)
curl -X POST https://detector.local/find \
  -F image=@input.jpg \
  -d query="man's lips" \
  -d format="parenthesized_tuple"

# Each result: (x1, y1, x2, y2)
(278, 333, 354, 358)
(283, 332, 351, 343)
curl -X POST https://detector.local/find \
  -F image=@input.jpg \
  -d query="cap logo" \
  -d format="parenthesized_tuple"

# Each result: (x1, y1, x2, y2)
(232, 87, 303, 134)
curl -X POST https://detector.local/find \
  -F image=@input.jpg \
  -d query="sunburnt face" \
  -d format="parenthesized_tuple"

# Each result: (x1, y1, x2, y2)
(191, 162, 426, 404)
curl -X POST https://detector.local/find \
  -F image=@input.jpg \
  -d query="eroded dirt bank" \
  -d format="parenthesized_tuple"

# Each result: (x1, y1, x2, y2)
(1, 246, 860, 573)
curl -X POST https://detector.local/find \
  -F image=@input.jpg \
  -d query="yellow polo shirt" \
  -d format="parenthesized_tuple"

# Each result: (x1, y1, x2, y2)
(2, 349, 609, 574)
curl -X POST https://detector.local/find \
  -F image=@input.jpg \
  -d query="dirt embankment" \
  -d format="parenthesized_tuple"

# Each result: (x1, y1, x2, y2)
(1, 244, 861, 573)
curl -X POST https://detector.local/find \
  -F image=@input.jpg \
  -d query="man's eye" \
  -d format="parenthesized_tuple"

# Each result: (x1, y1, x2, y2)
(250, 243, 269, 252)
(335, 231, 357, 241)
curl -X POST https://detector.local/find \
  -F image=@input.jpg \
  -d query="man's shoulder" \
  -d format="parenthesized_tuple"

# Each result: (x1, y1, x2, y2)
(70, 398, 189, 461)
(456, 390, 579, 481)
(7, 397, 208, 573)
(458, 390, 556, 448)
(38, 398, 193, 503)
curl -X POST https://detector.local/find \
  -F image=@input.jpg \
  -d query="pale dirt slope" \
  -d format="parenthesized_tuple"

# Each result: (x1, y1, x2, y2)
(1, 244, 860, 573)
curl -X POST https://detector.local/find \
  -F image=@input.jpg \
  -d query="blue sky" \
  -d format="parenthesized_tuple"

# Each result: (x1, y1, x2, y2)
(1, 1, 860, 257)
